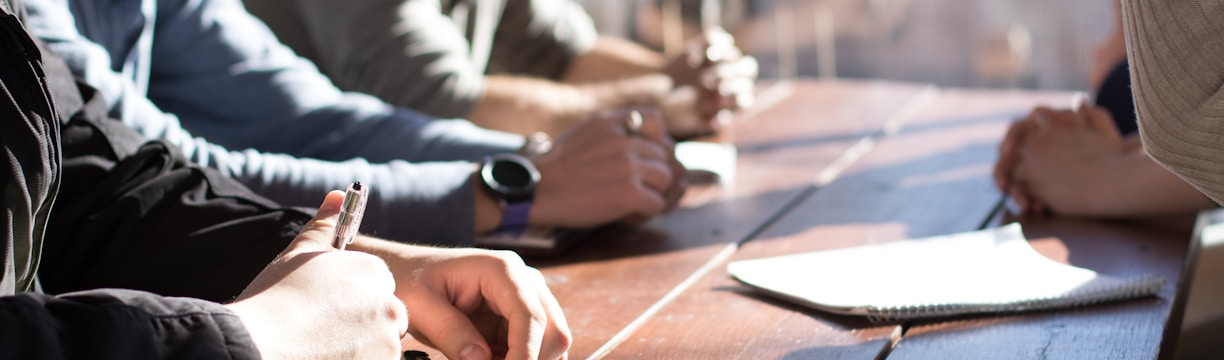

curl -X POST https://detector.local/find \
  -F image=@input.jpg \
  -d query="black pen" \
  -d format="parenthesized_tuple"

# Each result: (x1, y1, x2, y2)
(332, 182, 368, 250)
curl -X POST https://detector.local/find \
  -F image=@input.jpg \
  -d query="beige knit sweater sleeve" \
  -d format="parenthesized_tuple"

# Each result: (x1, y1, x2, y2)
(1123, 0, 1224, 203)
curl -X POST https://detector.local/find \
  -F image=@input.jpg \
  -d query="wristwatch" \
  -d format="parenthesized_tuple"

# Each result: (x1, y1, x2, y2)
(479, 153, 541, 235)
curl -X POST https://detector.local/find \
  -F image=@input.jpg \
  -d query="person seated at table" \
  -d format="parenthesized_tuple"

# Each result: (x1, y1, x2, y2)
(1, 5, 567, 358)
(23, 0, 686, 247)
(992, 0, 1214, 218)
(1119, 0, 1224, 357)
(242, 0, 759, 138)
(994, 104, 1214, 218)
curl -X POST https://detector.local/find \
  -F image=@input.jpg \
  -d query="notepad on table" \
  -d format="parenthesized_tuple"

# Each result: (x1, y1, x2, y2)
(675, 141, 736, 186)
(727, 223, 1164, 322)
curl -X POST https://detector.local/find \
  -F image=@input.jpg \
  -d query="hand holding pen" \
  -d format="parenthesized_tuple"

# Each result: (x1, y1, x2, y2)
(328, 183, 440, 359)
(227, 186, 407, 359)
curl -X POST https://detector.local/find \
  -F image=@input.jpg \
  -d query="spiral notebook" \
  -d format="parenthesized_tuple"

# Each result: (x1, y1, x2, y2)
(728, 223, 1164, 322)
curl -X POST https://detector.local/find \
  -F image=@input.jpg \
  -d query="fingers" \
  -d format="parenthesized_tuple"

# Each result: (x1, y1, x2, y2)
(630, 146, 675, 195)
(1030, 107, 1057, 132)
(621, 110, 676, 216)
(1007, 151, 1055, 217)
(288, 190, 346, 253)
(686, 27, 740, 68)
(679, 27, 756, 118)
(661, 87, 717, 137)
(630, 180, 669, 219)
(502, 290, 547, 360)
(619, 109, 683, 198)
(530, 269, 572, 360)
(699, 57, 758, 116)
(625, 108, 672, 146)
(702, 57, 759, 91)
(387, 295, 410, 351)
(662, 156, 689, 211)
(406, 292, 495, 360)
(994, 119, 1028, 191)
(486, 268, 561, 360)
(1006, 174, 1045, 216)
(402, 251, 571, 360)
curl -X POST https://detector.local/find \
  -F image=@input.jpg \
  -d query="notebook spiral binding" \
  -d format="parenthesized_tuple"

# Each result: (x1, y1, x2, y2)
(863, 273, 1165, 323)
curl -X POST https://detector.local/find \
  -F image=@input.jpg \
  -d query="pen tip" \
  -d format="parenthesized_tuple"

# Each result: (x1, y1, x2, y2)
(353, 181, 362, 190)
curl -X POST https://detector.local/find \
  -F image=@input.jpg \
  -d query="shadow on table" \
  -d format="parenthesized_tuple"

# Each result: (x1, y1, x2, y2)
(529, 184, 813, 267)
(780, 344, 896, 360)
(714, 284, 882, 331)
(737, 109, 1024, 156)
(532, 108, 1030, 267)
(1004, 215, 1194, 276)
(742, 139, 1004, 246)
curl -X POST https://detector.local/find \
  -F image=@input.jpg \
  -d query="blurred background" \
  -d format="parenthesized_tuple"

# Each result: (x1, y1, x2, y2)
(573, 0, 1115, 91)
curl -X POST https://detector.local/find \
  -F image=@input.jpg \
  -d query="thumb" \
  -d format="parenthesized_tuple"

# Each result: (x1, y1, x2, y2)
(286, 190, 346, 253)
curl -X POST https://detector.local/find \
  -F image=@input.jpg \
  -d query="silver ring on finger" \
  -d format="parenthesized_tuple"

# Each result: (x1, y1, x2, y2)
(626, 110, 644, 137)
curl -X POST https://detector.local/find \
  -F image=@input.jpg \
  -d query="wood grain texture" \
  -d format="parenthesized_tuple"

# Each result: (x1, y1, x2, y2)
(598, 89, 1079, 359)
(530, 80, 933, 359)
(407, 83, 1191, 359)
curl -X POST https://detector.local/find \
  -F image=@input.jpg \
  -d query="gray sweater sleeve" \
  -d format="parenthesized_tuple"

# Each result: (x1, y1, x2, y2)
(246, 0, 488, 119)
(1122, 0, 1224, 203)
(23, 0, 525, 245)
(245, 0, 597, 119)
(484, 0, 598, 79)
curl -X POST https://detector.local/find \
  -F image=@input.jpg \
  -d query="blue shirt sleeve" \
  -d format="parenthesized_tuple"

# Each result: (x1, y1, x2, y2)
(22, 0, 524, 245)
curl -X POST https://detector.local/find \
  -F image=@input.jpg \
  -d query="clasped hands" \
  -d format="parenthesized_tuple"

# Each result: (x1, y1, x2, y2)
(661, 27, 759, 138)
(529, 107, 687, 229)
(993, 101, 1137, 217)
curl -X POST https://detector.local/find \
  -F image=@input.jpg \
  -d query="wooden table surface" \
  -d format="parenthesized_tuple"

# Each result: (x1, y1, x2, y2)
(417, 80, 1197, 359)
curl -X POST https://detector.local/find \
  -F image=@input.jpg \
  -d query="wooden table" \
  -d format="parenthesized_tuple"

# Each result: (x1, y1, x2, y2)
(423, 79, 1197, 359)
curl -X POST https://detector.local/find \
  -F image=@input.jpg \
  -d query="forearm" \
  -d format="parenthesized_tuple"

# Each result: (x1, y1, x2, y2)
(347, 234, 461, 270)
(1088, 150, 1215, 217)
(468, 74, 672, 136)
(563, 36, 668, 83)
(250, 0, 486, 119)
(467, 75, 599, 136)
(217, 150, 494, 246)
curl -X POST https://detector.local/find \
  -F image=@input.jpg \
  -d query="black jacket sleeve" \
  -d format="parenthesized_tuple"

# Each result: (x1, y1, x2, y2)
(32, 17, 310, 304)
(0, 3, 274, 358)
(0, 289, 260, 359)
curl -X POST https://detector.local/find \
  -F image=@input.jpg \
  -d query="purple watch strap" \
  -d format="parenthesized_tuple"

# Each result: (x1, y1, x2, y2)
(496, 200, 532, 235)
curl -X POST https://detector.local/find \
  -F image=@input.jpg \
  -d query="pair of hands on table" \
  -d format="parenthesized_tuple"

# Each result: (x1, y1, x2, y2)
(993, 103, 1136, 217)
(228, 191, 570, 359)
(530, 108, 687, 229)
(660, 27, 759, 138)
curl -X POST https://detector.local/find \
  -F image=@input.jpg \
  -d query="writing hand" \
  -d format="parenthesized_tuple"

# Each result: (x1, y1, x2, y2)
(226, 191, 407, 359)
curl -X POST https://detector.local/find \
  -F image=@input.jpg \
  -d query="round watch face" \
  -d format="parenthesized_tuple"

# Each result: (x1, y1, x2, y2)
(481, 153, 540, 200)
